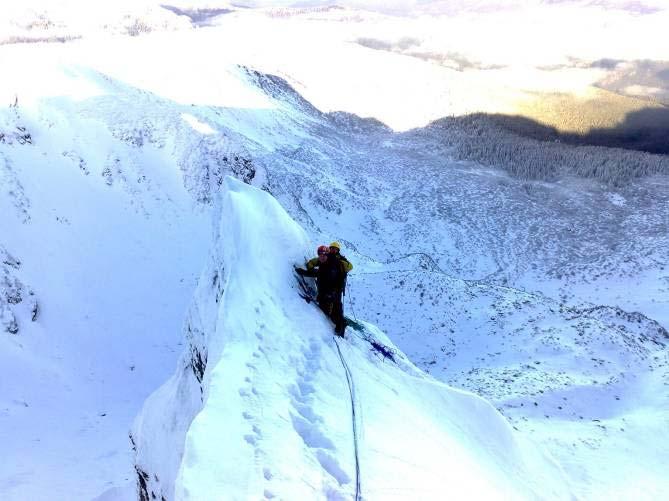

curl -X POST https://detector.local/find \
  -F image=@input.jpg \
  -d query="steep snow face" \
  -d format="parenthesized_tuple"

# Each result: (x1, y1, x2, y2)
(135, 177, 572, 500)
(0, 54, 217, 500)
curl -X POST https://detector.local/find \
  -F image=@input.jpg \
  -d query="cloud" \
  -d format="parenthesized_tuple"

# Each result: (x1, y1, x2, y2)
(595, 59, 669, 105)
(590, 58, 624, 70)
(233, 0, 668, 16)
(356, 36, 504, 71)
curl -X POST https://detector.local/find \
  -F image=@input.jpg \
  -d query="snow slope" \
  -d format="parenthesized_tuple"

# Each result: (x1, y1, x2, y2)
(0, 54, 213, 500)
(351, 268, 669, 499)
(134, 177, 572, 500)
(2, 4, 668, 499)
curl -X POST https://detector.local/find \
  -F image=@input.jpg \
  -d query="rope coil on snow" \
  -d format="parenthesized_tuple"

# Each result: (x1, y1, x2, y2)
(334, 337, 361, 501)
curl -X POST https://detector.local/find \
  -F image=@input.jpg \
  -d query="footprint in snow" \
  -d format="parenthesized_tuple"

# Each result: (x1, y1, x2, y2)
(297, 380, 315, 397)
(316, 449, 351, 486)
(244, 424, 263, 446)
(289, 381, 314, 403)
(290, 413, 335, 450)
(294, 402, 320, 424)
(243, 434, 257, 446)
(264, 489, 275, 499)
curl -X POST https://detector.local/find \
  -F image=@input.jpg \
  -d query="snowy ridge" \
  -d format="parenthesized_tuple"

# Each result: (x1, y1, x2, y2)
(134, 177, 572, 500)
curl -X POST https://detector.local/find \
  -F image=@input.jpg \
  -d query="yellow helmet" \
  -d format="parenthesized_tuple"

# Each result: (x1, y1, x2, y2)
(329, 241, 341, 250)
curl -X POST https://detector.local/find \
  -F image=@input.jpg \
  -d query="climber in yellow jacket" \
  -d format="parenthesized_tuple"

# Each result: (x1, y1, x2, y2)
(296, 242, 353, 337)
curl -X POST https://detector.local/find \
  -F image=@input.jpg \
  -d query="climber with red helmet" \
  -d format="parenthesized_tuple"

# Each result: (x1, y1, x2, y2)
(296, 242, 353, 337)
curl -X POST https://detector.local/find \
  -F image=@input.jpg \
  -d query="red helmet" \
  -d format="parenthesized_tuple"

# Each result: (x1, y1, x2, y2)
(317, 245, 329, 255)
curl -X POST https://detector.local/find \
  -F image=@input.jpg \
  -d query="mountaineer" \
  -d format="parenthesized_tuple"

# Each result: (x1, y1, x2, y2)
(296, 242, 353, 337)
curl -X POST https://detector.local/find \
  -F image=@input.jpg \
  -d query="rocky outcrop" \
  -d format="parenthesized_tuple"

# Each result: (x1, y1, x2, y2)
(1, 246, 38, 335)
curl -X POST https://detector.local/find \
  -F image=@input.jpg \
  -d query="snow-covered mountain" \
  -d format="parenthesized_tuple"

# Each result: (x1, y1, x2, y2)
(132, 177, 572, 500)
(2, 2, 668, 500)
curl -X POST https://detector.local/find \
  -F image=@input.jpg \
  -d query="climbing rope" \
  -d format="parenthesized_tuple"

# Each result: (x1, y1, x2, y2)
(334, 337, 361, 501)
(346, 278, 359, 322)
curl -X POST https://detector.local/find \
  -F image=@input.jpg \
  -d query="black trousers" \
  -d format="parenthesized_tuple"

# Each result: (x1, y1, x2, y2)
(317, 292, 345, 336)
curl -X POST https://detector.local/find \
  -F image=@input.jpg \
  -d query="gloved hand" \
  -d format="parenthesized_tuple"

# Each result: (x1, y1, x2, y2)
(295, 267, 307, 276)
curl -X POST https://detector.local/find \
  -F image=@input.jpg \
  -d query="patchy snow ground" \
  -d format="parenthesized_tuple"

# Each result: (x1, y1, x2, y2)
(1, 2, 668, 500)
